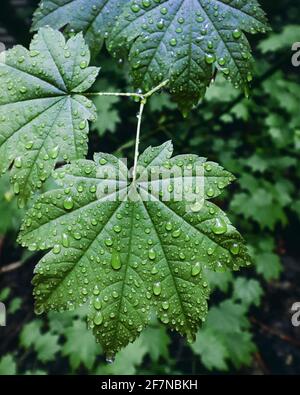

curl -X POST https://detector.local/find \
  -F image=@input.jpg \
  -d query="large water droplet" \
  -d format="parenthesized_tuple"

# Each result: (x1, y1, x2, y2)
(191, 262, 201, 276)
(34, 305, 44, 315)
(94, 312, 103, 326)
(148, 248, 156, 260)
(172, 229, 181, 238)
(64, 196, 74, 210)
(15, 156, 22, 168)
(191, 201, 202, 213)
(53, 244, 61, 254)
(106, 354, 115, 364)
(93, 297, 102, 310)
(230, 242, 240, 255)
(93, 285, 100, 296)
(111, 250, 121, 270)
(105, 238, 113, 247)
(153, 282, 162, 296)
(212, 218, 227, 235)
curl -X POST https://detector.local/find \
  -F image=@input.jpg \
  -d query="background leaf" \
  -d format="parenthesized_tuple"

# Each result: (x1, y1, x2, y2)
(32, 1, 131, 56)
(0, 27, 98, 202)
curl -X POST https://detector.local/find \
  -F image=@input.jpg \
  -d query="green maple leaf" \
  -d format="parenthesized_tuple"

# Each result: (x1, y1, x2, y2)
(255, 251, 282, 281)
(19, 141, 251, 357)
(259, 25, 300, 53)
(97, 337, 148, 374)
(140, 325, 170, 362)
(34, 332, 61, 363)
(32, 0, 131, 55)
(20, 320, 43, 349)
(0, 27, 98, 203)
(191, 329, 229, 371)
(192, 299, 256, 370)
(0, 354, 17, 375)
(62, 319, 101, 370)
(92, 95, 121, 136)
(108, 0, 269, 113)
(20, 320, 60, 363)
(233, 277, 263, 307)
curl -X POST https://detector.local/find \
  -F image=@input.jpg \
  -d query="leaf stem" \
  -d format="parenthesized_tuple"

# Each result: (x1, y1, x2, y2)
(131, 80, 169, 182)
(144, 79, 169, 98)
(85, 91, 143, 99)
(85, 79, 169, 181)
(132, 98, 146, 183)
(85, 79, 169, 100)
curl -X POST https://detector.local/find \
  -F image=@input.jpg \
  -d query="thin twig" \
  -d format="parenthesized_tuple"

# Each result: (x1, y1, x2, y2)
(132, 99, 146, 183)
(86, 80, 170, 179)
(85, 91, 144, 99)
(144, 79, 169, 98)
(253, 351, 269, 375)
(85, 79, 169, 101)
(0, 260, 23, 273)
(251, 316, 300, 348)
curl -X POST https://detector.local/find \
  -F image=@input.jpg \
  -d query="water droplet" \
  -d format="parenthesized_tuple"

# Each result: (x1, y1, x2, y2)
(232, 29, 242, 39)
(212, 218, 227, 235)
(142, 0, 151, 7)
(191, 262, 201, 276)
(80, 60, 87, 69)
(62, 233, 69, 248)
(151, 266, 158, 275)
(230, 242, 240, 255)
(205, 54, 216, 64)
(112, 291, 118, 299)
(25, 140, 33, 150)
(50, 145, 59, 159)
(53, 244, 61, 254)
(148, 248, 156, 260)
(153, 282, 162, 296)
(105, 238, 113, 247)
(30, 50, 39, 57)
(19, 86, 27, 94)
(191, 201, 202, 213)
(99, 158, 107, 165)
(79, 120, 86, 130)
(169, 38, 177, 47)
(93, 297, 102, 310)
(111, 250, 121, 270)
(172, 229, 181, 238)
(165, 222, 173, 231)
(15, 156, 22, 168)
(13, 182, 20, 195)
(94, 311, 103, 326)
(106, 354, 115, 364)
(92, 286, 100, 297)
(207, 188, 214, 197)
(113, 225, 121, 233)
(187, 332, 196, 344)
(34, 305, 44, 315)
(131, 3, 140, 12)
(64, 196, 74, 210)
